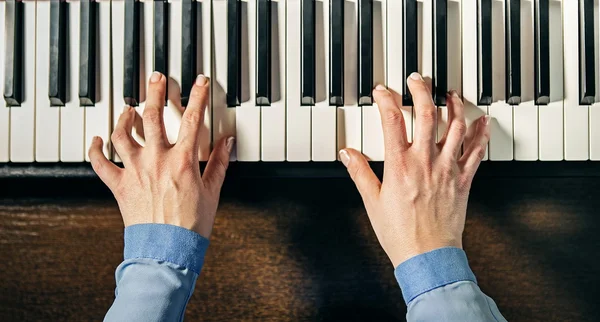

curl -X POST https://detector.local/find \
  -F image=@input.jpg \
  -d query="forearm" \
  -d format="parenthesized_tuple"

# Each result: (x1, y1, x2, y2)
(395, 247, 506, 322)
(104, 224, 209, 322)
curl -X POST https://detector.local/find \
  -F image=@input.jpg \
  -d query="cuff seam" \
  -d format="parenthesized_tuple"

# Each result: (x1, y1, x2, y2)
(394, 247, 476, 305)
(405, 278, 474, 304)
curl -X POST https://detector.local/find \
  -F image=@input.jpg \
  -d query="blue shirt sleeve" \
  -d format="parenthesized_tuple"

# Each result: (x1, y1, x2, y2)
(395, 247, 507, 322)
(104, 224, 209, 322)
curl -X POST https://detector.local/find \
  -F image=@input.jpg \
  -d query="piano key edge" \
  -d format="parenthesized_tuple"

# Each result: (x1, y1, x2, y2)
(2, 161, 600, 179)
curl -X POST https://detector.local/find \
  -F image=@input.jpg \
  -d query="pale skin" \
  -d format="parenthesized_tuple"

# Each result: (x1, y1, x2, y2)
(89, 71, 490, 267)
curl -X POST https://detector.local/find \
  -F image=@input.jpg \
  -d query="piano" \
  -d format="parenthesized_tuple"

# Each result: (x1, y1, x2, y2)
(1, 0, 600, 179)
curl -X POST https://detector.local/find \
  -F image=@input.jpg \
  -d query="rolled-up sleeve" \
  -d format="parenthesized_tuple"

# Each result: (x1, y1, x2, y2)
(394, 247, 507, 322)
(104, 224, 209, 322)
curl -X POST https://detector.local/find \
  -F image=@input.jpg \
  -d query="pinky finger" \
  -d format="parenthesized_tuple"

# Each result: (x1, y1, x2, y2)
(459, 116, 491, 177)
(89, 136, 122, 190)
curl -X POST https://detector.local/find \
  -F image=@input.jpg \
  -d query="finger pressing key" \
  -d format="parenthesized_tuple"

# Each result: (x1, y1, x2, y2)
(177, 75, 210, 152)
(440, 91, 467, 159)
(112, 106, 141, 163)
(373, 85, 409, 156)
(142, 71, 168, 147)
(408, 72, 437, 150)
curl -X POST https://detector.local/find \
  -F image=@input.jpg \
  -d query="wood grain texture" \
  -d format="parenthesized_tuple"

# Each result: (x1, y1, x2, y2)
(0, 176, 599, 321)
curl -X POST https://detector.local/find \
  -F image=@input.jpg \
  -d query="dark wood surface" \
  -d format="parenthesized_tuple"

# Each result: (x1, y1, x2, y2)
(1, 175, 599, 321)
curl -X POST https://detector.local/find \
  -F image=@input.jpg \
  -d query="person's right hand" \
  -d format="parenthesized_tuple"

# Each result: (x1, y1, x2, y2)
(339, 72, 491, 268)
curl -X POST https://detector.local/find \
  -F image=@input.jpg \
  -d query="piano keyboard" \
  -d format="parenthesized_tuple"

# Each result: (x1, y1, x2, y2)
(0, 0, 599, 164)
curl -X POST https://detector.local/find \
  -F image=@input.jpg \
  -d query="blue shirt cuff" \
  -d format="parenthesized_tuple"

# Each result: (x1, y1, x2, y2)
(394, 247, 477, 305)
(124, 224, 210, 275)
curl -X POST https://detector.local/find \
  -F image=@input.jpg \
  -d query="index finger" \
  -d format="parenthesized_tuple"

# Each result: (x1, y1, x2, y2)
(176, 75, 210, 152)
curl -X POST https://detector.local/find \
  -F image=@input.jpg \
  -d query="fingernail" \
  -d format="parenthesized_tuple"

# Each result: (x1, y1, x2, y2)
(196, 74, 208, 86)
(339, 149, 350, 167)
(122, 105, 131, 113)
(484, 115, 492, 126)
(409, 72, 423, 81)
(150, 71, 162, 83)
(375, 84, 387, 91)
(226, 137, 235, 153)
(93, 136, 101, 143)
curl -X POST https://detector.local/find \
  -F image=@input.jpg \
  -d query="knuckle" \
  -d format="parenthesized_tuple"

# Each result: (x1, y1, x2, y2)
(183, 110, 202, 127)
(143, 108, 162, 124)
(418, 108, 437, 122)
(482, 131, 491, 142)
(91, 158, 104, 174)
(178, 149, 197, 166)
(351, 164, 368, 182)
(476, 146, 487, 160)
(457, 175, 472, 192)
(383, 109, 402, 126)
(453, 121, 468, 137)
(111, 129, 128, 145)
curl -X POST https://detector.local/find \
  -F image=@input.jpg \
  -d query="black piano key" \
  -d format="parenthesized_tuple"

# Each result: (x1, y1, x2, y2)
(534, 0, 550, 105)
(49, 0, 67, 107)
(433, 0, 447, 106)
(403, 0, 418, 106)
(579, 0, 595, 105)
(478, 0, 492, 105)
(358, 0, 372, 106)
(227, 0, 241, 107)
(256, 0, 271, 106)
(301, 0, 315, 106)
(79, 0, 96, 106)
(505, 0, 521, 105)
(123, 0, 140, 106)
(181, 0, 196, 108)
(154, 0, 168, 105)
(329, 0, 344, 106)
(4, 0, 23, 107)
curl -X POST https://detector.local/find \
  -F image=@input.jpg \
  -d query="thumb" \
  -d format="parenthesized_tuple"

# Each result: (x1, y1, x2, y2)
(339, 149, 381, 202)
(203, 137, 234, 192)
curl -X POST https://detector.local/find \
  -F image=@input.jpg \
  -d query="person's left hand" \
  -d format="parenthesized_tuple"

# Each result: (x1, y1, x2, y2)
(88, 72, 234, 238)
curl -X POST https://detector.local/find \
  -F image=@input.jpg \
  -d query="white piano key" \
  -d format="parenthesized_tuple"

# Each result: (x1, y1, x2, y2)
(337, 0, 361, 155)
(441, 0, 462, 143)
(34, 0, 60, 162)
(198, 0, 212, 161)
(563, 0, 588, 160)
(589, 0, 600, 160)
(61, 0, 85, 162)
(362, 0, 386, 161)
(261, 0, 286, 161)
(110, 0, 125, 161)
(236, 0, 260, 161)
(286, 0, 311, 161)
(488, 0, 513, 161)
(416, 0, 434, 141)
(462, 0, 488, 160)
(388, 0, 412, 143)
(166, 0, 184, 147)
(513, 0, 538, 160)
(311, 0, 336, 162)
(132, 0, 155, 147)
(10, 0, 35, 162)
(213, 0, 237, 161)
(0, 2, 8, 162)
(539, 0, 564, 161)
(85, 0, 112, 161)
